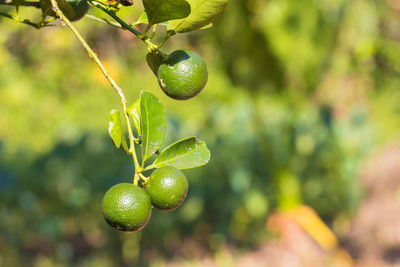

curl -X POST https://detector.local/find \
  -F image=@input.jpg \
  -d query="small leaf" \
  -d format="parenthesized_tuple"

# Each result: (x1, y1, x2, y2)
(200, 23, 213, 30)
(149, 137, 210, 170)
(134, 12, 169, 26)
(135, 12, 149, 25)
(121, 135, 129, 154)
(167, 0, 228, 33)
(39, 0, 76, 20)
(140, 91, 167, 162)
(127, 99, 141, 136)
(143, 0, 191, 25)
(12, 0, 25, 7)
(108, 110, 124, 148)
(146, 52, 164, 76)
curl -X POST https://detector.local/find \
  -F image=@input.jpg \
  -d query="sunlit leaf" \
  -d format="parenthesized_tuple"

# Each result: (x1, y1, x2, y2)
(146, 52, 164, 76)
(143, 0, 191, 25)
(167, 0, 227, 33)
(108, 110, 123, 148)
(134, 11, 170, 26)
(140, 91, 167, 162)
(127, 99, 141, 136)
(149, 137, 210, 170)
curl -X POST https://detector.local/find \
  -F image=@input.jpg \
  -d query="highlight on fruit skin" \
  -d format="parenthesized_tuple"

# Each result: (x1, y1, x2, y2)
(146, 166, 189, 210)
(157, 49, 208, 100)
(102, 183, 152, 232)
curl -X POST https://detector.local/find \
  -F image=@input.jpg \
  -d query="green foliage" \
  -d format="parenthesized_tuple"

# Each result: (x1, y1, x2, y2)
(139, 91, 167, 162)
(127, 99, 141, 136)
(108, 109, 128, 152)
(167, 0, 228, 34)
(146, 51, 164, 76)
(150, 137, 210, 170)
(142, 0, 191, 25)
(2, 0, 400, 265)
(40, 0, 89, 22)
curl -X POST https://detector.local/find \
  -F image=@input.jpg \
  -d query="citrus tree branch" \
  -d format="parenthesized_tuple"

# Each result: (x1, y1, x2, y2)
(0, 11, 43, 28)
(84, 14, 123, 29)
(0, 1, 40, 8)
(49, 0, 142, 175)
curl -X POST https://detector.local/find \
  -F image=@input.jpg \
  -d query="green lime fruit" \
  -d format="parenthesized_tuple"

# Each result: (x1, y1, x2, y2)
(102, 183, 152, 232)
(146, 167, 189, 210)
(157, 49, 208, 100)
(64, 0, 89, 21)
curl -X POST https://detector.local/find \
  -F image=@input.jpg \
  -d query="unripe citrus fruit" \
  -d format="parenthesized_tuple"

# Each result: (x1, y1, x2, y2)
(102, 183, 152, 232)
(146, 167, 188, 210)
(157, 49, 208, 100)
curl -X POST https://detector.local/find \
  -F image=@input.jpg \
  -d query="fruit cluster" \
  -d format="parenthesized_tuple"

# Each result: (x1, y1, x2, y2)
(105, 91, 210, 232)
(102, 166, 188, 232)
(1, 0, 227, 233)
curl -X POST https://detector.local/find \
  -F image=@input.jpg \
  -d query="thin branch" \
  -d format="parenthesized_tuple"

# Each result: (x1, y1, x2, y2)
(49, 0, 143, 175)
(85, 13, 150, 29)
(0, 11, 42, 28)
(0, 1, 41, 8)
(85, 14, 123, 29)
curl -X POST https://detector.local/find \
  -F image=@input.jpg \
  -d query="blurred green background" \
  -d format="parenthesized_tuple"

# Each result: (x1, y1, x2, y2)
(1, 0, 400, 266)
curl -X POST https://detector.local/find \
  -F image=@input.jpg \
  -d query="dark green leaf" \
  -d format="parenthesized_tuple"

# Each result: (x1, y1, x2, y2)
(140, 91, 167, 162)
(12, 0, 25, 7)
(39, 0, 76, 20)
(127, 99, 141, 136)
(108, 110, 123, 149)
(146, 52, 164, 76)
(135, 12, 149, 25)
(143, 0, 191, 25)
(134, 12, 170, 26)
(149, 137, 210, 170)
(167, 0, 228, 33)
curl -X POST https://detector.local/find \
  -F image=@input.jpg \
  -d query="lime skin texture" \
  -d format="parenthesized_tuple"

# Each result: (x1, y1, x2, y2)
(146, 167, 189, 210)
(102, 183, 152, 232)
(157, 49, 208, 100)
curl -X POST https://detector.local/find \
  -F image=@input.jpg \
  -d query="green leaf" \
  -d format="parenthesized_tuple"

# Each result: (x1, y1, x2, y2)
(39, 0, 76, 20)
(143, 0, 191, 25)
(127, 99, 141, 136)
(200, 23, 213, 30)
(134, 12, 169, 26)
(167, 0, 228, 33)
(146, 52, 164, 76)
(135, 12, 149, 25)
(108, 110, 124, 149)
(149, 137, 210, 170)
(140, 91, 167, 162)
(12, 0, 25, 7)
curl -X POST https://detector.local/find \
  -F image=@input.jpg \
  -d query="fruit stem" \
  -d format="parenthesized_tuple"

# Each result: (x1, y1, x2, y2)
(155, 31, 174, 50)
(138, 173, 149, 183)
(49, 0, 143, 178)
(133, 174, 139, 185)
(122, 100, 143, 175)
